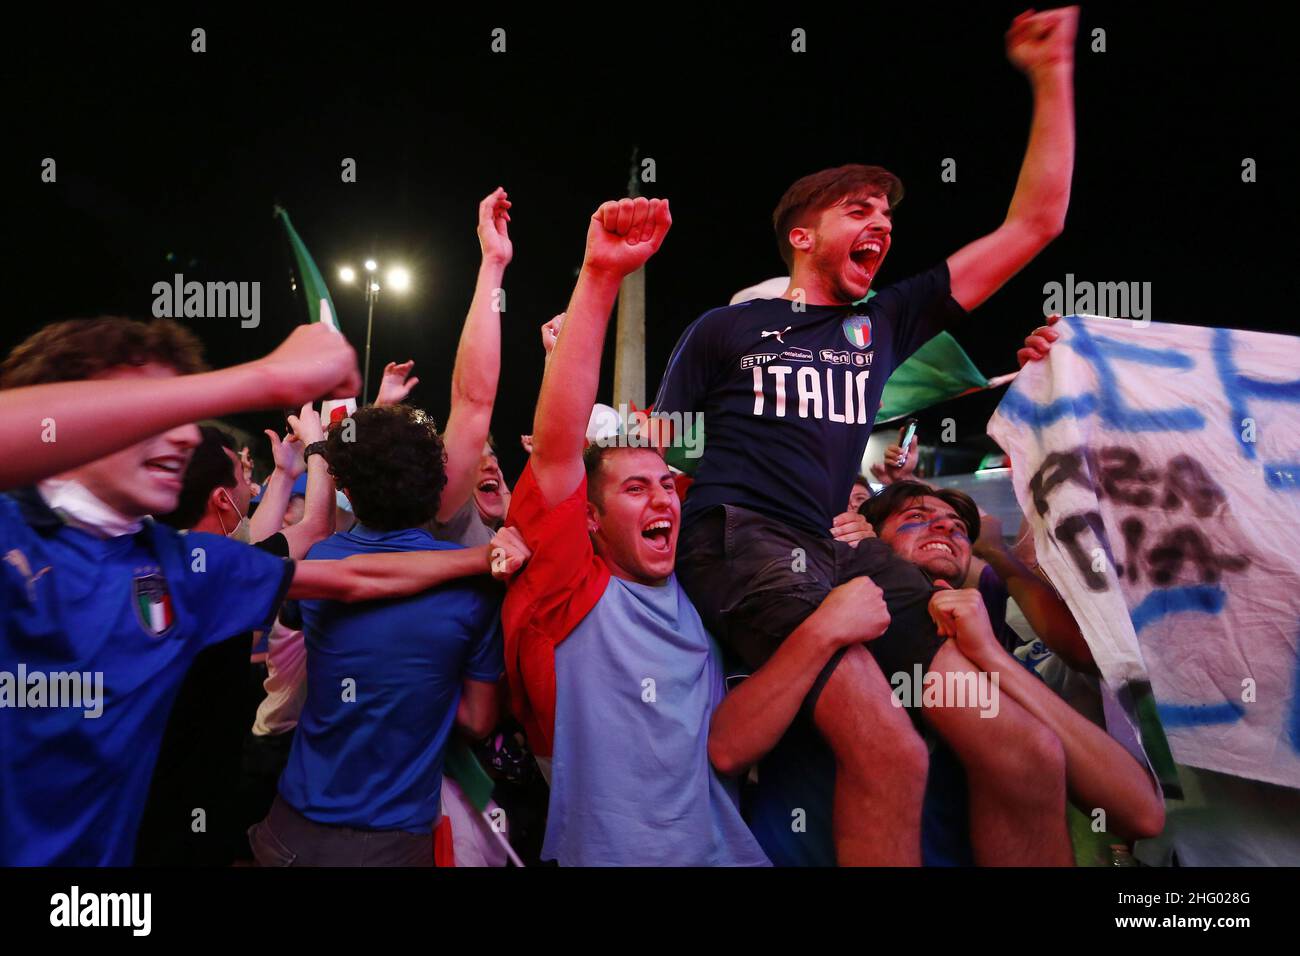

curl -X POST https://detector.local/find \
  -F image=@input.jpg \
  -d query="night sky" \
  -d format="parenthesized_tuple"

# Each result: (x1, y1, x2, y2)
(8, 4, 1294, 482)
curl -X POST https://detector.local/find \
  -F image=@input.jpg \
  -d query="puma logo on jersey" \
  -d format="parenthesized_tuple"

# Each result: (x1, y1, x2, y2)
(760, 326, 791, 345)
(5, 549, 53, 602)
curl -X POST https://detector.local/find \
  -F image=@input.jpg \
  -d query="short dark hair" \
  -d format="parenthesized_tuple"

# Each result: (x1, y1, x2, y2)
(852, 474, 871, 490)
(325, 405, 446, 531)
(0, 316, 207, 389)
(772, 164, 904, 270)
(582, 443, 665, 510)
(860, 480, 981, 542)
(158, 425, 240, 530)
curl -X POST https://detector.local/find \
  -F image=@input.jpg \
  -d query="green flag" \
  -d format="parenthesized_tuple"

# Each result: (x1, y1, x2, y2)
(876, 331, 993, 423)
(444, 739, 496, 813)
(274, 206, 356, 420)
(274, 205, 342, 333)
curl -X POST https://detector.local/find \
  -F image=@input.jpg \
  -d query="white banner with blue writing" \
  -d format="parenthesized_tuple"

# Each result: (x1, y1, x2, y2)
(989, 315, 1300, 790)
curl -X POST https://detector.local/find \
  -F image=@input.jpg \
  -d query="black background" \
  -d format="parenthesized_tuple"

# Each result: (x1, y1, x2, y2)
(7, 3, 1294, 481)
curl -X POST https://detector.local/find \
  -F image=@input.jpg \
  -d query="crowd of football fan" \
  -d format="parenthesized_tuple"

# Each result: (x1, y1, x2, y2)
(0, 15, 1172, 864)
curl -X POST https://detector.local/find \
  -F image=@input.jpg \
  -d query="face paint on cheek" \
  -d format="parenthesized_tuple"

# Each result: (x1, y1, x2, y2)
(894, 521, 931, 536)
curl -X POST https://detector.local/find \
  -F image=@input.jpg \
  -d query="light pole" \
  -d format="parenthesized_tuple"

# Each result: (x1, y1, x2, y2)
(338, 260, 411, 404)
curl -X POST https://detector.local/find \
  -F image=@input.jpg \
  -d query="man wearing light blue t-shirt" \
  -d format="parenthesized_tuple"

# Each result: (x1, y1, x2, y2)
(499, 197, 769, 866)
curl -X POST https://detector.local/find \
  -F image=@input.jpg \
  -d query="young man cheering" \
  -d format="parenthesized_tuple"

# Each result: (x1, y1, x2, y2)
(501, 197, 768, 866)
(655, 8, 1079, 863)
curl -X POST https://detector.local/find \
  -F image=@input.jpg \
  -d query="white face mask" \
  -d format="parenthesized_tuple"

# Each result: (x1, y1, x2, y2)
(37, 478, 144, 538)
(218, 489, 251, 543)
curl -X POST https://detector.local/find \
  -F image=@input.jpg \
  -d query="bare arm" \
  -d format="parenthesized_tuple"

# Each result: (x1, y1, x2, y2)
(932, 588, 1164, 840)
(276, 404, 335, 560)
(277, 457, 335, 560)
(456, 679, 501, 740)
(975, 639, 1163, 839)
(437, 188, 512, 522)
(531, 197, 672, 507)
(0, 323, 359, 491)
(250, 421, 304, 544)
(708, 578, 890, 776)
(250, 466, 295, 544)
(948, 7, 1077, 312)
(978, 540, 1098, 675)
(287, 544, 491, 602)
(972, 510, 1096, 674)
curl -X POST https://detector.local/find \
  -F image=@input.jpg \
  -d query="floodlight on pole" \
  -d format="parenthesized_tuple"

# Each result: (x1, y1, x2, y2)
(342, 256, 413, 405)
(386, 267, 410, 293)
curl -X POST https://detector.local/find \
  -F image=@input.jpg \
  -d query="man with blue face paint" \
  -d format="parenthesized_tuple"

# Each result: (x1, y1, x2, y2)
(710, 480, 1164, 866)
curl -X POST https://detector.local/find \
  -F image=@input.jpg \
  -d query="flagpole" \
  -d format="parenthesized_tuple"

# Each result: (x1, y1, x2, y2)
(361, 263, 379, 405)
(363, 292, 376, 405)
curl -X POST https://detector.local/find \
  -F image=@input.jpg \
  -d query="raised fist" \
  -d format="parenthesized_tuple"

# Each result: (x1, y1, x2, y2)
(582, 197, 672, 279)
(258, 323, 361, 406)
(928, 587, 998, 659)
(541, 314, 565, 357)
(1006, 6, 1078, 76)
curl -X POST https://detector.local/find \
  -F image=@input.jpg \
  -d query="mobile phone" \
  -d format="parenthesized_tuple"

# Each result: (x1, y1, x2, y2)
(896, 419, 919, 467)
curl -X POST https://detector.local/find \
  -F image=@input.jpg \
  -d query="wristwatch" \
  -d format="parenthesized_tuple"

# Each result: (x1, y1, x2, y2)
(304, 441, 328, 462)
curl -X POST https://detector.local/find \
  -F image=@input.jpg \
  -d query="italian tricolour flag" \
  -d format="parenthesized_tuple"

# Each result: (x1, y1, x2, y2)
(275, 206, 357, 424)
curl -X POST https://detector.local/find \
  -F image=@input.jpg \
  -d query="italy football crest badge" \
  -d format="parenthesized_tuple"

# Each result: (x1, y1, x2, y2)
(841, 314, 872, 350)
(133, 572, 176, 637)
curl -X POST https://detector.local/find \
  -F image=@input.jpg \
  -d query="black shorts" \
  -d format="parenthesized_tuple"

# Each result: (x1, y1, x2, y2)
(677, 504, 945, 713)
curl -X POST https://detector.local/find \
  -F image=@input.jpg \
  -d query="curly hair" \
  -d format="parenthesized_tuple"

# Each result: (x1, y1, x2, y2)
(0, 316, 207, 389)
(325, 404, 447, 531)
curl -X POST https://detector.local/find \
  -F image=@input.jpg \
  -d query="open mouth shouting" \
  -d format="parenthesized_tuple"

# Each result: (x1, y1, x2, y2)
(474, 473, 507, 519)
(641, 517, 674, 554)
(848, 236, 885, 284)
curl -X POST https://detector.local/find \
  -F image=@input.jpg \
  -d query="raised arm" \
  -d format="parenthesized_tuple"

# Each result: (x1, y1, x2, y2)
(249, 416, 306, 545)
(530, 197, 671, 506)
(275, 403, 335, 559)
(436, 187, 513, 521)
(0, 323, 359, 491)
(947, 6, 1077, 312)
